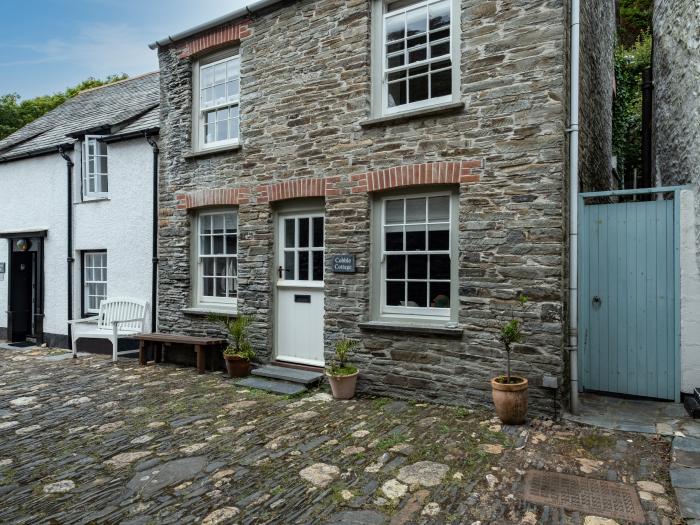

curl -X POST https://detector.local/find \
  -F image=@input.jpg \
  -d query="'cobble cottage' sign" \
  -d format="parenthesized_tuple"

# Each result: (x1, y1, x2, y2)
(331, 255, 356, 274)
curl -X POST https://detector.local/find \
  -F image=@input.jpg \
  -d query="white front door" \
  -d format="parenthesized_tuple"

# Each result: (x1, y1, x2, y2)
(274, 212, 325, 366)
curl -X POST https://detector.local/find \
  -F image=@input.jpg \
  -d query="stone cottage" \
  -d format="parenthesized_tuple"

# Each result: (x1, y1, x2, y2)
(150, 0, 615, 411)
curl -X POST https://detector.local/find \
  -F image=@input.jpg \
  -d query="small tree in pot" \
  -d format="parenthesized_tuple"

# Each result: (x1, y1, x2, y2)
(326, 339, 359, 399)
(491, 295, 529, 425)
(214, 315, 255, 378)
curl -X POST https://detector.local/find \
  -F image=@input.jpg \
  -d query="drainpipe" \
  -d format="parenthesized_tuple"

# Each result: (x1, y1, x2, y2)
(145, 134, 159, 333)
(567, 0, 581, 414)
(59, 146, 74, 348)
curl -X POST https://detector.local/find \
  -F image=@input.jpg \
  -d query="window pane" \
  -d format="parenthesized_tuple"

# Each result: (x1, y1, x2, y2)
(405, 226, 426, 251)
(100, 175, 108, 193)
(313, 217, 323, 247)
(298, 251, 309, 280)
(212, 214, 224, 234)
(408, 47, 427, 63)
(428, 196, 450, 221)
(408, 74, 429, 102)
(386, 281, 405, 306)
(388, 80, 407, 107)
(214, 63, 226, 83)
(203, 277, 214, 296)
(406, 6, 427, 36)
(201, 66, 214, 87)
(213, 235, 224, 254)
(229, 108, 239, 140)
(430, 254, 450, 279)
(227, 278, 237, 297)
(225, 235, 237, 255)
(385, 13, 405, 41)
(406, 197, 426, 222)
(312, 251, 323, 281)
(298, 218, 309, 247)
(285, 219, 295, 248)
(385, 199, 404, 224)
(430, 41, 450, 59)
(203, 258, 214, 277)
(214, 83, 226, 104)
(387, 41, 404, 54)
(407, 254, 427, 279)
(407, 34, 427, 49)
(215, 277, 226, 297)
(284, 251, 295, 280)
(385, 226, 404, 251)
(227, 258, 237, 278)
(227, 79, 240, 100)
(428, 226, 449, 250)
(387, 255, 405, 279)
(88, 158, 95, 174)
(226, 58, 240, 80)
(407, 281, 427, 307)
(216, 120, 228, 142)
(215, 257, 227, 276)
(201, 214, 212, 234)
(224, 213, 237, 232)
(429, 0, 450, 29)
(388, 53, 405, 69)
(97, 141, 108, 156)
(430, 282, 450, 307)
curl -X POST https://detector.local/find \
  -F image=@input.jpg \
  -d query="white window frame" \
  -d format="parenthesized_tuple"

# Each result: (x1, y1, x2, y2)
(83, 251, 107, 315)
(371, 190, 459, 323)
(82, 135, 109, 199)
(192, 50, 241, 152)
(192, 209, 239, 311)
(371, 0, 461, 118)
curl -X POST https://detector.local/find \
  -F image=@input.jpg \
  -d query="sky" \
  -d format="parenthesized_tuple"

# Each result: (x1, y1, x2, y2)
(0, 0, 248, 99)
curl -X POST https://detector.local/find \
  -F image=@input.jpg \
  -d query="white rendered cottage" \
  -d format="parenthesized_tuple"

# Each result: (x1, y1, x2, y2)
(0, 73, 159, 349)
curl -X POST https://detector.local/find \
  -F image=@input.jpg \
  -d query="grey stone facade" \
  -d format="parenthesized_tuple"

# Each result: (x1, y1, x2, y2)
(579, 0, 616, 191)
(155, 0, 614, 412)
(655, 0, 700, 203)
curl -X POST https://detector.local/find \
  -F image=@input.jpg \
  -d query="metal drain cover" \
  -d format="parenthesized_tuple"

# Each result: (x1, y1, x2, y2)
(522, 470, 645, 523)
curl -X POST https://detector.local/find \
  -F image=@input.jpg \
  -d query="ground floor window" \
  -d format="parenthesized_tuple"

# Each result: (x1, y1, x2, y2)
(375, 190, 457, 321)
(83, 251, 107, 315)
(194, 209, 238, 310)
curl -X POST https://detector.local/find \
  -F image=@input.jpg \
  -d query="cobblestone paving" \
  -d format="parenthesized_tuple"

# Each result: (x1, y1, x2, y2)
(0, 347, 683, 524)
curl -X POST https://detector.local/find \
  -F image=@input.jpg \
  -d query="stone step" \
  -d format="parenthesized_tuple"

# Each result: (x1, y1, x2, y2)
(252, 365, 324, 385)
(237, 376, 307, 396)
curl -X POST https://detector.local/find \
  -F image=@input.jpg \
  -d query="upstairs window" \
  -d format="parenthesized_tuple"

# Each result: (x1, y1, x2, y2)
(83, 136, 108, 198)
(373, 0, 459, 116)
(194, 53, 240, 151)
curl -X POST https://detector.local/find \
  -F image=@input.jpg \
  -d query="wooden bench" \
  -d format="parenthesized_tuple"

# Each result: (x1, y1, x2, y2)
(132, 333, 227, 374)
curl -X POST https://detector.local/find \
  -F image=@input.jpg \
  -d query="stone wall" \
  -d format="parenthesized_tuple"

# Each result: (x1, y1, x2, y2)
(578, 0, 616, 191)
(157, 0, 569, 411)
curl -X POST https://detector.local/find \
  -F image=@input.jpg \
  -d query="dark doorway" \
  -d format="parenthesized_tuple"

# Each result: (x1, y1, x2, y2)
(9, 251, 35, 341)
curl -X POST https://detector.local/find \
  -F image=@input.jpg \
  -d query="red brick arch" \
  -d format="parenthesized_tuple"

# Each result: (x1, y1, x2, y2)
(176, 188, 250, 210)
(349, 160, 482, 193)
(255, 177, 341, 204)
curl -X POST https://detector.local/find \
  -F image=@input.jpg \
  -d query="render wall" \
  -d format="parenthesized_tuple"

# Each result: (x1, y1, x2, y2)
(0, 154, 69, 340)
(578, 0, 616, 191)
(680, 190, 700, 393)
(158, 0, 569, 410)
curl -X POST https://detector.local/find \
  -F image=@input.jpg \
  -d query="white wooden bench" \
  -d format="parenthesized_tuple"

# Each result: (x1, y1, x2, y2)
(69, 297, 150, 362)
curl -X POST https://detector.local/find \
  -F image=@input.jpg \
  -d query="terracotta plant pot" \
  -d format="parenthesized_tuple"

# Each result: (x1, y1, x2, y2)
(491, 376, 528, 425)
(326, 371, 358, 400)
(224, 355, 251, 378)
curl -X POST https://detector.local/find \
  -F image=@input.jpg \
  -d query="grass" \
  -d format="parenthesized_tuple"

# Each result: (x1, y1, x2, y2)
(372, 397, 391, 409)
(376, 432, 406, 451)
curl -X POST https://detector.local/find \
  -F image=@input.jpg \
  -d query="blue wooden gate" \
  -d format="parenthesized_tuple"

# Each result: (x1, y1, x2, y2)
(579, 187, 681, 401)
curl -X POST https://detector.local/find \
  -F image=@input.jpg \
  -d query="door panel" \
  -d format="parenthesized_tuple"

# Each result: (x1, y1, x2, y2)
(9, 251, 34, 341)
(275, 213, 325, 366)
(580, 199, 676, 400)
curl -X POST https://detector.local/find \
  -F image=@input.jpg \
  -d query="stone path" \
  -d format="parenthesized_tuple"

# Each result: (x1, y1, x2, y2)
(0, 346, 685, 524)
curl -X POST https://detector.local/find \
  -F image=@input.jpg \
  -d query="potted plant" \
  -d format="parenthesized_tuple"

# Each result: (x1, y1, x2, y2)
(216, 315, 255, 378)
(326, 339, 359, 399)
(491, 295, 529, 425)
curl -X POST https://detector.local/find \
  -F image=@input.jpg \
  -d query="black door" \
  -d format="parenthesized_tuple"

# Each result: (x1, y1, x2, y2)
(9, 251, 34, 341)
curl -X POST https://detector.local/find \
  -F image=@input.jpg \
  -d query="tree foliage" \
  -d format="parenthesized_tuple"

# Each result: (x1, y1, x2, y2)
(612, 32, 652, 185)
(0, 74, 127, 141)
(618, 0, 653, 46)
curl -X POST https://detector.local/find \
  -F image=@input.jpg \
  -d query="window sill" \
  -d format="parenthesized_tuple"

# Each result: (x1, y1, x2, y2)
(358, 321, 463, 338)
(183, 144, 241, 159)
(359, 102, 465, 128)
(81, 197, 110, 203)
(182, 306, 238, 317)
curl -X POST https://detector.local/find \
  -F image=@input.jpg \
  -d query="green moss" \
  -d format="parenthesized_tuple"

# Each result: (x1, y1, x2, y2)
(376, 433, 406, 451)
(579, 433, 616, 451)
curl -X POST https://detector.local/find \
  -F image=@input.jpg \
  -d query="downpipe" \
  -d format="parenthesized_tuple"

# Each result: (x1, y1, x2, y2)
(567, 0, 581, 414)
(59, 146, 75, 348)
(145, 134, 159, 333)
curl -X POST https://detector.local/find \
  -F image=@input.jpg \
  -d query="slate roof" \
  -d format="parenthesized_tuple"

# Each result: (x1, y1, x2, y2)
(0, 72, 160, 161)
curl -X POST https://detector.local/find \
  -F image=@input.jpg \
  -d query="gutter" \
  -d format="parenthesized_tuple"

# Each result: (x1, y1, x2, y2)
(148, 0, 281, 49)
(145, 133, 159, 333)
(0, 143, 75, 164)
(58, 146, 75, 348)
(567, 0, 581, 414)
(102, 127, 160, 145)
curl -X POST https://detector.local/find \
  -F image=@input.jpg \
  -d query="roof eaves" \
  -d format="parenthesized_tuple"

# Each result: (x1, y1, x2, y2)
(0, 143, 74, 164)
